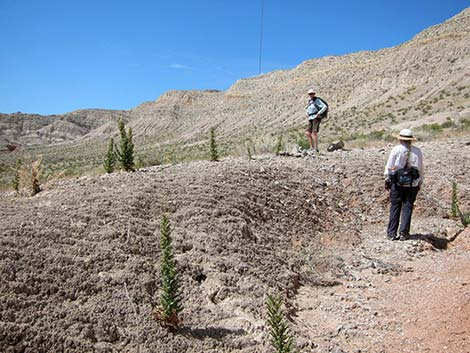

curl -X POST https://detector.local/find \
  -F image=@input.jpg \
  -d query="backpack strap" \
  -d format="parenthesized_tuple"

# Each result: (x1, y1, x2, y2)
(405, 147, 410, 168)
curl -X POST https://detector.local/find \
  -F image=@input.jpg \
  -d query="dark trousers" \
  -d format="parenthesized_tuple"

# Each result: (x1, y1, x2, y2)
(387, 184, 419, 237)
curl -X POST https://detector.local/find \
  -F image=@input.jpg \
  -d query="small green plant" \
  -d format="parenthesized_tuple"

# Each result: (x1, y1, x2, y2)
(266, 294, 294, 353)
(209, 127, 219, 161)
(12, 159, 22, 192)
(451, 182, 469, 228)
(117, 119, 135, 171)
(460, 211, 470, 228)
(441, 118, 456, 129)
(451, 181, 459, 218)
(154, 215, 183, 331)
(275, 135, 284, 156)
(422, 123, 443, 135)
(103, 138, 116, 173)
(135, 155, 145, 169)
(246, 143, 253, 160)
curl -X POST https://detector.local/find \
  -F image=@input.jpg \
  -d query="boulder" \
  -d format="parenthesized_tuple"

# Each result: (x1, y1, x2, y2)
(327, 140, 345, 152)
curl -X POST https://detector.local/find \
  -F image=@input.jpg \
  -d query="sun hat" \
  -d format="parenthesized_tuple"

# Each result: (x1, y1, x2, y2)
(307, 89, 315, 94)
(397, 128, 416, 141)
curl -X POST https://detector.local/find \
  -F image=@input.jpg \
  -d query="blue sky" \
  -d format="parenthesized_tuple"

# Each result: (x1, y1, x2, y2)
(0, 0, 468, 115)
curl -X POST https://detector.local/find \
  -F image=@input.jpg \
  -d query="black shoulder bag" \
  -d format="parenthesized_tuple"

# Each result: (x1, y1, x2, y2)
(392, 148, 420, 187)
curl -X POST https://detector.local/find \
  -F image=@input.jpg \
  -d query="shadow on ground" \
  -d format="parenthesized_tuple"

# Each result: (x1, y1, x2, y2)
(409, 233, 450, 250)
(181, 326, 247, 340)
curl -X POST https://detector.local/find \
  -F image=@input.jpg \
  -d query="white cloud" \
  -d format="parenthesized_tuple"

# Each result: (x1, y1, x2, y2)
(168, 63, 195, 70)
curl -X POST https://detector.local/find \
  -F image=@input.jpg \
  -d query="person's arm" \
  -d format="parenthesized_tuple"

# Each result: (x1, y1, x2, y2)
(384, 149, 396, 190)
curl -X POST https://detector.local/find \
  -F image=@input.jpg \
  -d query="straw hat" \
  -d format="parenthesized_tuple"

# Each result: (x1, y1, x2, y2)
(397, 128, 416, 141)
(307, 89, 315, 95)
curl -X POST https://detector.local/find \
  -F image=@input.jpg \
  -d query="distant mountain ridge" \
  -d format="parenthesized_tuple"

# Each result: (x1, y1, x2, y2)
(0, 109, 129, 147)
(1, 8, 469, 149)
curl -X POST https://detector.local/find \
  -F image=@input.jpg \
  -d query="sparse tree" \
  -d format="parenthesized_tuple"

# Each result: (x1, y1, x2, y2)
(117, 119, 135, 171)
(266, 294, 294, 353)
(154, 215, 183, 331)
(103, 138, 116, 173)
(209, 127, 219, 161)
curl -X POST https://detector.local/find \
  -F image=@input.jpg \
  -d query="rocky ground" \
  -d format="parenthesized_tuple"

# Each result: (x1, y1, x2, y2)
(1, 137, 469, 352)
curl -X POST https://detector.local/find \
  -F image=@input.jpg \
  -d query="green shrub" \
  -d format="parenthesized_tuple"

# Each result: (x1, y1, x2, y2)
(441, 118, 456, 129)
(117, 119, 135, 171)
(135, 155, 145, 169)
(460, 212, 470, 228)
(451, 181, 459, 218)
(266, 294, 294, 353)
(274, 135, 284, 156)
(460, 118, 470, 129)
(154, 215, 183, 331)
(103, 138, 116, 173)
(210, 127, 219, 161)
(12, 160, 22, 192)
(421, 123, 443, 134)
(246, 143, 253, 160)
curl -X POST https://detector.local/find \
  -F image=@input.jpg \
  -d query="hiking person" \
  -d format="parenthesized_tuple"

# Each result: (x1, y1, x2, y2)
(305, 89, 328, 153)
(384, 129, 424, 240)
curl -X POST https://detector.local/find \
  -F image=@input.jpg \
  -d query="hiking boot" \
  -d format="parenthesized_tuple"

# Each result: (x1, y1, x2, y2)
(398, 232, 410, 241)
(386, 233, 399, 241)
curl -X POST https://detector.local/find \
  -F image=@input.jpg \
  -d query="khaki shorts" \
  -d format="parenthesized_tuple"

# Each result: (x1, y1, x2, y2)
(307, 118, 321, 133)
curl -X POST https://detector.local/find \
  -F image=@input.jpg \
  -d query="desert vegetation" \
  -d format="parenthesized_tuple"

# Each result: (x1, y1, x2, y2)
(451, 181, 470, 228)
(154, 215, 183, 331)
(266, 294, 295, 353)
(209, 127, 219, 162)
(10, 155, 43, 196)
(117, 119, 135, 172)
(103, 138, 116, 173)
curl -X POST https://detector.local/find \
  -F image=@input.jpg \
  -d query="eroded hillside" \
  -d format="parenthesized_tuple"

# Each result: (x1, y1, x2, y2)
(1, 9, 469, 149)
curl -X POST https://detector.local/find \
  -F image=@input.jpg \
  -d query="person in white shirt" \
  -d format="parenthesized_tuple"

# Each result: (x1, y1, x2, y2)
(384, 129, 424, 240)
(305, 89, 328, 153)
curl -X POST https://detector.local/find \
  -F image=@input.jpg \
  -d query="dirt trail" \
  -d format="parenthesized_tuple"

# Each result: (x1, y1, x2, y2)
(1, 138, 469, 352)
(294, 222, 470, 353)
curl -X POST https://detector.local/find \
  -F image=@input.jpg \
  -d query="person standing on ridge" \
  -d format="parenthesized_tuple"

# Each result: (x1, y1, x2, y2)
(384, 129, 424, 241)
(305, 89, 328, 153)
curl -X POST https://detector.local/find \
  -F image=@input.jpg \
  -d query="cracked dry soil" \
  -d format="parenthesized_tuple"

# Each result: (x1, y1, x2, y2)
(1, 138, 469, 352)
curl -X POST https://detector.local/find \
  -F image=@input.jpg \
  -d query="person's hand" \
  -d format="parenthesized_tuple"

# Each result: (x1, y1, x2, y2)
(384, 179, 391, 191)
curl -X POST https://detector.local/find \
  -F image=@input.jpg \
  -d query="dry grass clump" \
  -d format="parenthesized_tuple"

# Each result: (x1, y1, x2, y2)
(16, 156, 43, 196)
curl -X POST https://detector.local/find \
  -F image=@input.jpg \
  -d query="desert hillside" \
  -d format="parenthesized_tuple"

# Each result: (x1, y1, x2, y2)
(1, 8, 469, 149)
(128, 8, 470, 142)
(0, 9, 469, 191)
(1, 136, 469, 352)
